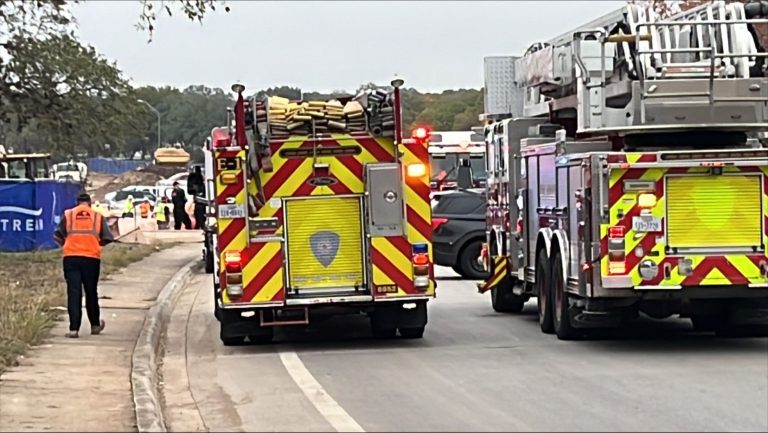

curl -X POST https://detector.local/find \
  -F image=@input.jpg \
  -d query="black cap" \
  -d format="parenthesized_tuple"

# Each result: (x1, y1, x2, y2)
(77, 193, 92, 203)
(173, 181, 180, 186)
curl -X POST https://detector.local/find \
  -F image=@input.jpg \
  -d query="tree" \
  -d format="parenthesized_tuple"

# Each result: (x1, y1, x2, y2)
(0, 0, 230, 158)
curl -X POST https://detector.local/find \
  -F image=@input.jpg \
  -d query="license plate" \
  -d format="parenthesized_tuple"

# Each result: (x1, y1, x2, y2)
(218, 204, 246, 219)
(632, 216, 662, 232)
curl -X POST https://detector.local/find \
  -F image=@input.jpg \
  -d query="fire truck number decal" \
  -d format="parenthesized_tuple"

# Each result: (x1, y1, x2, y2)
(218, 204, 246, 219)
(376, 285, 398, 293)
(632, 216, 662, 233)
(310, 231, 340, 267)
(217, 157, 241, 171)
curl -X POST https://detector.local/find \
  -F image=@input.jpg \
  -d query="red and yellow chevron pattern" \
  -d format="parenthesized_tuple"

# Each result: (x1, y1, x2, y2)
(600, 152, 768, 287)
(216, 132, 434, 305)
(478, 256, 507, 293)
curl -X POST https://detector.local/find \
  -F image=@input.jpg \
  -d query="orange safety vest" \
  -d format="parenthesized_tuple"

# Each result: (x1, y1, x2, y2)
(62, 204, 103, 259)
(139, 202, 150, 218)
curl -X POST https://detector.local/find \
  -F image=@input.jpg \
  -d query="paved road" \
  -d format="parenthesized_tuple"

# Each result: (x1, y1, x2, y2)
(163, 267, 768, 432)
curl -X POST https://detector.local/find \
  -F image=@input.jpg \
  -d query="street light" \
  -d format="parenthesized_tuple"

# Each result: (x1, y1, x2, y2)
(137, 99, 161, 153)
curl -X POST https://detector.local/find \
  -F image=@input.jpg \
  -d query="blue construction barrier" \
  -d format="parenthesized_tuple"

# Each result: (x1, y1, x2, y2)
(0, 180, 81, 252)
(87, 157, 148, 175)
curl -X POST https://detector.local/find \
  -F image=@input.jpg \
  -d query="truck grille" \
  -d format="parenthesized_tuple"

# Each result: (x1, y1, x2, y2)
(284, 196, 365, 290)
(666, 174, 762, 249)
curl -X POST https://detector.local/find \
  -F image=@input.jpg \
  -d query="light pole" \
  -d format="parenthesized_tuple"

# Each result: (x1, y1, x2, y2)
(137, 99, 161, 153)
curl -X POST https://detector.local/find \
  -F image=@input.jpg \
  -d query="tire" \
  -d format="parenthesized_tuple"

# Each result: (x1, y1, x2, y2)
(691, 315, 723, 333)
(552, 251, 578, 340)
(247, 331, 274, 344)
(221, 336, 245, 346)
(458, 240, 490, 280)
(399, 326, 425, 339)
(536, 248, 554, 334)
(204, 248, 214, 274)
(491, 281, 525, 313)
(371, 325, 397, 339)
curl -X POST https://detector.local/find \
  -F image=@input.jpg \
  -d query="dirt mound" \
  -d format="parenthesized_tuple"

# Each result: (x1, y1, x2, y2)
(91, 168, 164, 201)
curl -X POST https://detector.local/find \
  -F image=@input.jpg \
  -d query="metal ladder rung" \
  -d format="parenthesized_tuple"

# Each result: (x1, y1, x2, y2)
(637, 48, 713, 55)
(643, 91, 711, 99)
(712, 97, 768, 103)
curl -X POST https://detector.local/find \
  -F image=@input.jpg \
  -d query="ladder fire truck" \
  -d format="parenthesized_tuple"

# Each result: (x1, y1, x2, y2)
(479, 1, 768, 339)
(208, 80, 435, 345)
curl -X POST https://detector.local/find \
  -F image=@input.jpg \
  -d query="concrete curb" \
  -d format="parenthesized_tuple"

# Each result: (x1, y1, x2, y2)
(131, 258, 197, 433)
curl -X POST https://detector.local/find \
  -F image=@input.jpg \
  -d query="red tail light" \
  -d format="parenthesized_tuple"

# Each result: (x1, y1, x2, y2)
(412, 253, 429, 266)
(607, 226, 626, 275)
(432, 217, 448, 231)
(609, 226, 625, 239)
(223, 251, 243, 273)
(516, 217, 523, 234)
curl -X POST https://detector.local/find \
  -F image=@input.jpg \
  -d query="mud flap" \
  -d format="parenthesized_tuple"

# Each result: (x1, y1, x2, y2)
(477, 256, 508, 293)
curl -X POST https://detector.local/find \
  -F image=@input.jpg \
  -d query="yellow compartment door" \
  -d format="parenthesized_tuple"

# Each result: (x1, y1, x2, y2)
(666, 174, 763, 249)
(284, 196, 366, 291)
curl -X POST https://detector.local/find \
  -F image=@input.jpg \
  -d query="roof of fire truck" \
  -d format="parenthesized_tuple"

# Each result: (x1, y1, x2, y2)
(428, 131, 485, 155)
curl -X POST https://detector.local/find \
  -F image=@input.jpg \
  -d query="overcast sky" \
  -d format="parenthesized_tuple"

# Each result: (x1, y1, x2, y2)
(74, 1, 625, 93)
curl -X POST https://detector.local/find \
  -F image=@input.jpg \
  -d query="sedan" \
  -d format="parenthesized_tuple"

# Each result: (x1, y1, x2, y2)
(431, 190, 488, 280)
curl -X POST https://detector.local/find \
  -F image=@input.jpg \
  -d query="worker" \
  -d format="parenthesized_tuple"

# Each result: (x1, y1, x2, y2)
(122, 195, 135, 218)
(171, 182, 192, 230)
(138, 199, 151, 219)
(155, 197, 170, 230)
(92, 200, 106, 216)
(53, 193, 113, 339)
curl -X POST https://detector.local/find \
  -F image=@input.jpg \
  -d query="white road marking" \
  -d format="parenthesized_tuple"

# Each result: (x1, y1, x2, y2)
(279, 351, 365, 432)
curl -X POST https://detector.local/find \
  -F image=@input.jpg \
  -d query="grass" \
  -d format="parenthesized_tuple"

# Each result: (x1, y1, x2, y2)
(0, 242, 169, 374)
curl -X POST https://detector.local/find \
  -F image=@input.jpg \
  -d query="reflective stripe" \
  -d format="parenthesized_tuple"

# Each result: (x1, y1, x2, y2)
(66, 210, 100, 235)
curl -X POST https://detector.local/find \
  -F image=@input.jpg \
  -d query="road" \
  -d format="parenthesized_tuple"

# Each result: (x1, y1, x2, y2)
(162, 267, 768, 432)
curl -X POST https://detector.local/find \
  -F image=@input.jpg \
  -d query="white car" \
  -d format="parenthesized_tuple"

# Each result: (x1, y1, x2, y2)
(107, 190, 157, 214)
(105, 185, 158, 202)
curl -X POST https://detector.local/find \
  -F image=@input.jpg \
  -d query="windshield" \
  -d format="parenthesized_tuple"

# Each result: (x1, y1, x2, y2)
(55, 163, 80, 171)
(429, 154, 487, 182)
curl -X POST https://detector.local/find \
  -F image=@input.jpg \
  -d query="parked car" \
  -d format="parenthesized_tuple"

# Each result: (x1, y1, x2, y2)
(108, 190, 157, 215)
(105, 185, 158, 202)
(432, 189, 488, 279)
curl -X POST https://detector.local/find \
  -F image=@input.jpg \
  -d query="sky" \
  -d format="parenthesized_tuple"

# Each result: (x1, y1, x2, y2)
(74, 1, 625, 93)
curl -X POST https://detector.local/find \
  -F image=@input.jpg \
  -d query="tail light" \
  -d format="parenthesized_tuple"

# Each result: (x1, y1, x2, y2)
(412, 243, 430, 289)
(607, 226, 626, 275)
(223, 250, 244, 297)
(432, 217, 448, 231)
(516, 217, 523, 234)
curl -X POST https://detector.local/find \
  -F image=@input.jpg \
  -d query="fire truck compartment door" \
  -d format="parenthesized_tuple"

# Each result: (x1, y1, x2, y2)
(365, 163, 404, 237)
(285, 196, 366, 291)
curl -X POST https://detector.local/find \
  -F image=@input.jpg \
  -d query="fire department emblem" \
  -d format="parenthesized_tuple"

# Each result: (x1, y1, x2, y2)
(310, 231, 340, 268)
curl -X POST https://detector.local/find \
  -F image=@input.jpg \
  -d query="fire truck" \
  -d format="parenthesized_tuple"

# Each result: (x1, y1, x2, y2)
(208, 80, 435, 345)
(428, 130, 487, 193)
(479, 1, 768, 339)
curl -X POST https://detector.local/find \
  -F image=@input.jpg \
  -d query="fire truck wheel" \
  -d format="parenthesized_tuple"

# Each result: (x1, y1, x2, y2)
(457, 240, 490, 280)
(536, 248, 555, 334)
(491, 283, 525, 313)
(221, 336, 246, 346)
(399, 326, 425, 339)
(552, 251, 578, 340)
(371, 324, 397, 339)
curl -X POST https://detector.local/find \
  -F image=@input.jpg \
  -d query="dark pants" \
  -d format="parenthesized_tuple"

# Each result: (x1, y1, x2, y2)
(174, 209, 191, 230)
(194, 203, 205, 230)
(63, 256, 101, 332)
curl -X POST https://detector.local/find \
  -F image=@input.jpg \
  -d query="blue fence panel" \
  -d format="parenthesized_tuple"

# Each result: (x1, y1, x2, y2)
(34, 181, 82, 250)
(0, 180, 80, 252)
(87, 157, 148, 175)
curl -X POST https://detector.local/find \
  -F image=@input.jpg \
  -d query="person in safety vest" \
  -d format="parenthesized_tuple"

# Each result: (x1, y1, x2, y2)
(53, 193, 114, 339)
(139, 200, 151, 219)
(122, 195, 135, 218)
(92, 200, 106, 216)
(155, 197, 170, 230)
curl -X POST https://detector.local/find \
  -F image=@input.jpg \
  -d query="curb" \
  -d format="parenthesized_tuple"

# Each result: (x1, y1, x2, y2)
(131, 258, 197, 433)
